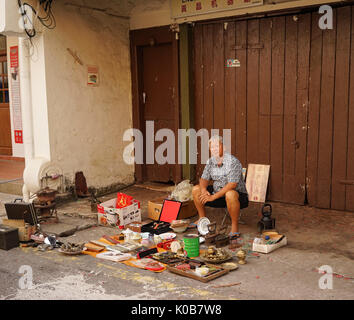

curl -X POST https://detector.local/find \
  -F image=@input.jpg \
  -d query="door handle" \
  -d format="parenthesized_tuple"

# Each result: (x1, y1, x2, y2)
(142, 92, 146, 104)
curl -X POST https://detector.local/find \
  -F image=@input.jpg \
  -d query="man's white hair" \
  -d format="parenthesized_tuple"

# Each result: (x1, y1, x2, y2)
(208, 135, 223, 145)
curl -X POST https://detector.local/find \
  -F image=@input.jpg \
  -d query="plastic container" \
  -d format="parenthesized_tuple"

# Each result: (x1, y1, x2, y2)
(183, 234, 200, 258)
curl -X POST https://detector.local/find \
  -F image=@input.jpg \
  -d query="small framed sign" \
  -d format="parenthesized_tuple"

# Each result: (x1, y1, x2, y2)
(226, 58, 240, 67)
(87, 65, 99, 86)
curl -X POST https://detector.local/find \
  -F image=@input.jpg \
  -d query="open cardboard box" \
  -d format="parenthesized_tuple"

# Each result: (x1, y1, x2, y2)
(252, 234, 287, 254)
(142, 199, 182, 235)
(97, 198, 141, 228)
(148, 197, 197, 221)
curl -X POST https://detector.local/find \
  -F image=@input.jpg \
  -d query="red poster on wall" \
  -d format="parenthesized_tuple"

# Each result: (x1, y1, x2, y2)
(14, 130, 23, 144)
(9, 45, 23, 144)
(10, 46, 19, 68)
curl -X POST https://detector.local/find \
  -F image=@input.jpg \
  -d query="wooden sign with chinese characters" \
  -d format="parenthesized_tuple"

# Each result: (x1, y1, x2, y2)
(245, 164, 270, 203)
(171, 0, 263, 19)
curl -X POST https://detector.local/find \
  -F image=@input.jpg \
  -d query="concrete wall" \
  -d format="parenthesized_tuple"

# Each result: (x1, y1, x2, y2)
(29, 35, 51, 161)
(130, 0, 172, 30)
(43, 2, 134, 190)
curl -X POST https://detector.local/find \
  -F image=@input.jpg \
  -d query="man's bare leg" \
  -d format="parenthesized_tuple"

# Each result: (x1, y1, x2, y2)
(192, 185, 207, 221)
(225, 190, 240, 233)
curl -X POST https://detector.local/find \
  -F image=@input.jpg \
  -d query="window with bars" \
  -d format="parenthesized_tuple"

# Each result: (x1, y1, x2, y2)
(0, 55, 9, 104)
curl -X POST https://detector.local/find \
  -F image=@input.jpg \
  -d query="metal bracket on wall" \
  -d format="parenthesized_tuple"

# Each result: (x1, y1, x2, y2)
(339, 180, 354, 185)
(232, 43, 264, 50)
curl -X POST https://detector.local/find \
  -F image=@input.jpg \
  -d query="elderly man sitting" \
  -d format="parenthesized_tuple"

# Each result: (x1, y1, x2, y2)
(192, 135, 248, 239)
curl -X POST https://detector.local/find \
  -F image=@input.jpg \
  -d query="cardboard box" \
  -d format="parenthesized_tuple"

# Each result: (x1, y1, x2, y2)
(2, 219, 36, 242)
(97, 198, 141, 228)
(252, 236, 287, 254)
(147, 197, 197, 221)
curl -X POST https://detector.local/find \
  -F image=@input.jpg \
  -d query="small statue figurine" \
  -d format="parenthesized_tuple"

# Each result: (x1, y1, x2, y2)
(236, 249, 247, 265)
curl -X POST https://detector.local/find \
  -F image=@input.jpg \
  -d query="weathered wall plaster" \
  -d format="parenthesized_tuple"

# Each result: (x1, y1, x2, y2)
(43, 1, 134, 189)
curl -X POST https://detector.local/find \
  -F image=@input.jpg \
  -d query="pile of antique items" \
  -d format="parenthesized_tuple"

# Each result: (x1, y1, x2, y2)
(0, 180, 287, 283)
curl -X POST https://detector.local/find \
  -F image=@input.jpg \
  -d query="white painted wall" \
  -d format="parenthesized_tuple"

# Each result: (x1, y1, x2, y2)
(29, 35, 50, 160)
(42, 2, 134, 189)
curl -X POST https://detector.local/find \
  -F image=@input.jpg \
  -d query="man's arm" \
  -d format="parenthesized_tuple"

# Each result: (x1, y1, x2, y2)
(211, 182, 237, 200)
(199, 178, 209, 195)
(199, 182, 237, 205)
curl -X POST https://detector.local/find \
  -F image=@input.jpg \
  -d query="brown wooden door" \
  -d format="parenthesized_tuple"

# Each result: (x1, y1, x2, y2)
(0, 53, 12, 156)
(307, 7, 354, 211)
(193, 6, 354, 211)
(194, 16, 309, 205)
(140, 43, 176, 182)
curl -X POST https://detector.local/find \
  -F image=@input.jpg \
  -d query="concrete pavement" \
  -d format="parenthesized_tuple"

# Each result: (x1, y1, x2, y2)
(0, 185, 353, 300)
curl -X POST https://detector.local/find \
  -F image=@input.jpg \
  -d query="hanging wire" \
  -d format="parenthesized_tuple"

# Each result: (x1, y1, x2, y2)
(18, 0, 56, 40)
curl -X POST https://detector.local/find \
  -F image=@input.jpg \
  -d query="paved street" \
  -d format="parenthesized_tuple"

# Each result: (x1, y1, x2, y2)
(0, 186, 353, 300)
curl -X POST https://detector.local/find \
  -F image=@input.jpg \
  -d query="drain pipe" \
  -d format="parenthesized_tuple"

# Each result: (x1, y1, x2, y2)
(19, 37, 34, 201)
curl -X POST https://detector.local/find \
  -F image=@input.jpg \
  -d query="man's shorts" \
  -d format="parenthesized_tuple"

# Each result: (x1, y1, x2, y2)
(205, 185, 249, 209)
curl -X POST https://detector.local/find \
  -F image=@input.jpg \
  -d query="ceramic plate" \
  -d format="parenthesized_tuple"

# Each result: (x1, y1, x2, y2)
(197, 217, 211, 236)
(159, 232, 177, 240)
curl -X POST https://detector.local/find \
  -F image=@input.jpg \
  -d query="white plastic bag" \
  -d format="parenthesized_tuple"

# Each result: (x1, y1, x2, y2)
(170, 180, 194, 202)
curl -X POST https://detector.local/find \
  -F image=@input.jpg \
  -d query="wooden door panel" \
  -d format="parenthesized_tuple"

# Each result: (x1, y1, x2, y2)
(194, 24, 204, 179)
(258, 19, 272, 167)
(0, 107, 12, 155)
(224, 21, 236, 157)
(269, 16, 286, 202)
(316, 10, 337, 209)
(194, 15, 306, 205)
(307, 6, 354, 211)
(246, 19, 260, 166)
(213, 23, 224, 133)
(143, 44, 174, 120)
(331, 7, 351, 210)
(234, 20, 247, 169)
(346, 6, 354, 211)
(0, 53, 12, 156)
(307, 11, 323, 208)
(194, 6, 354, 211)
(294, 13, 311, 204)
(142, 43, 176, 182)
